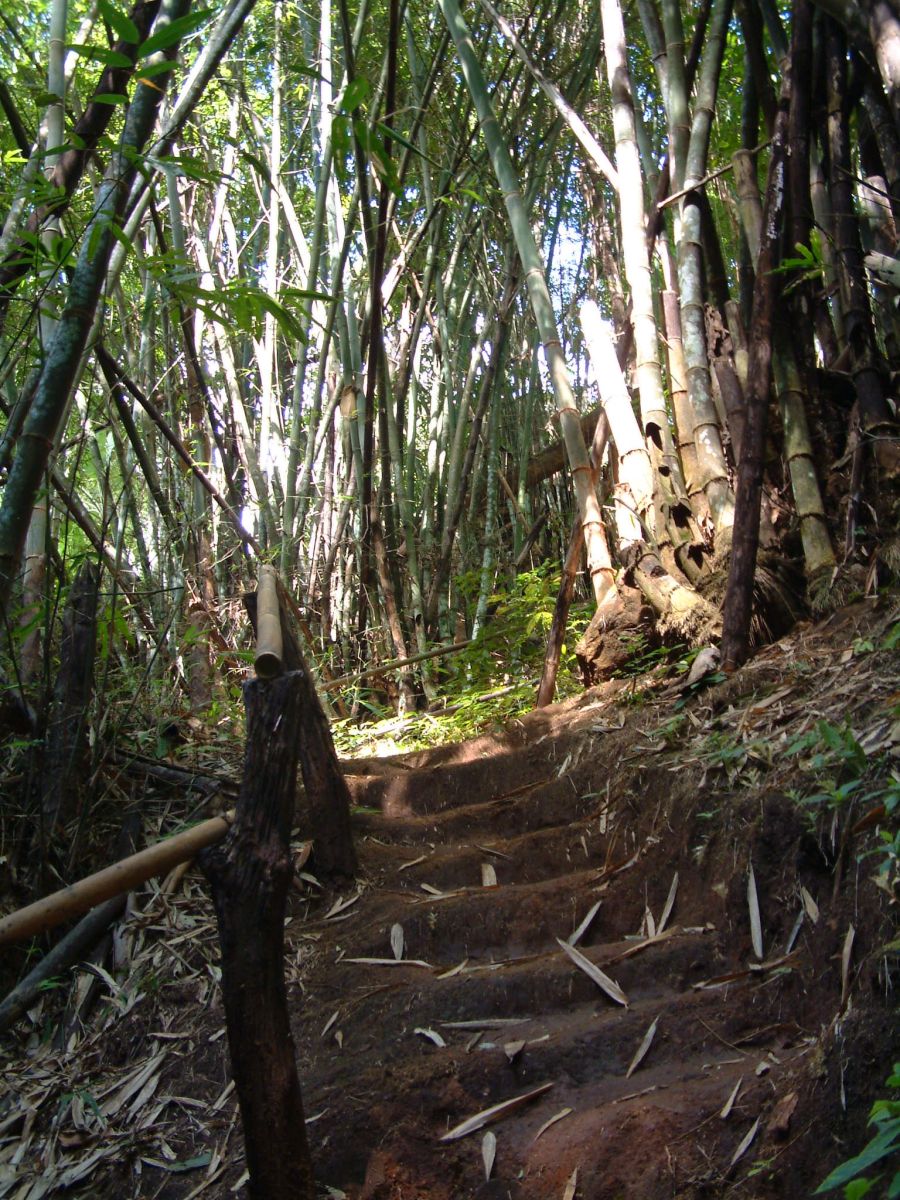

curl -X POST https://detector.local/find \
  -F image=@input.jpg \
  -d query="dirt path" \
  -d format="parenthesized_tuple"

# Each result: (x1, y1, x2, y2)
(1, 600, 896, 1199)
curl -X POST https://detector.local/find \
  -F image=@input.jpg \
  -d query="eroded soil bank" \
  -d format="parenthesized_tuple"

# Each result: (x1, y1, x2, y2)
(1, 598, 898, 1199)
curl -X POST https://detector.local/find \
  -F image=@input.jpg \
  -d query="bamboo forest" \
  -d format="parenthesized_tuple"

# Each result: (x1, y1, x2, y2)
(0, 0, 899, 1196)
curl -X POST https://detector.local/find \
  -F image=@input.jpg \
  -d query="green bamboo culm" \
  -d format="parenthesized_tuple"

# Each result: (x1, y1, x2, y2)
(437, 0, 617, 611)
(0, 0, 195, 618)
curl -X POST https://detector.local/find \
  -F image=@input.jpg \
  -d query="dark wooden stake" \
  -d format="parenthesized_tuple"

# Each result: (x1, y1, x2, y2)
(536, 517, 584, 708)
(244, 589, 357, 878)
(720, 85, 790, 671)
(201, 673, 315, 1200)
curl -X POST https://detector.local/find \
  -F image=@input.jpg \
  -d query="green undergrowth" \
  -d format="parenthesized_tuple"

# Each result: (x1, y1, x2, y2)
(331, 566, 593, 757)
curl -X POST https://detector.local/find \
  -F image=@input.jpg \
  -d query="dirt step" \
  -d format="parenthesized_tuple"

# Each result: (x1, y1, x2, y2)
(360, 822, 615, 892)
(301, 980, 807, 1199)
(307, 928, 732, 1035)
(315, 869, 610, 960)
(352, 774, 607, 842)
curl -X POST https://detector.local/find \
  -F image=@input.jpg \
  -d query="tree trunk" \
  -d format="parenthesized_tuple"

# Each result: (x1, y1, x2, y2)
(200, 673, 316, 1200)
(41, 562, 100, 831)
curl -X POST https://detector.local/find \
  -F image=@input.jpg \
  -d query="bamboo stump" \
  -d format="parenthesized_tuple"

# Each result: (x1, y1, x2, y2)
(200, 673, 315, 1200)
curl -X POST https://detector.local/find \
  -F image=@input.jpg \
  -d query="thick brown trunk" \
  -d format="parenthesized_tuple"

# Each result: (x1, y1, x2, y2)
(41, 562, 100, 831)
(721, 91, 790, 670)
(201, 673, 316, 1200)
(535, 517, 583, 707)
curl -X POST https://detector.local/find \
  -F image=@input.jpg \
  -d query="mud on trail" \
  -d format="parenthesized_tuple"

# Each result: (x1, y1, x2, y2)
(2, 599, 898, 1199)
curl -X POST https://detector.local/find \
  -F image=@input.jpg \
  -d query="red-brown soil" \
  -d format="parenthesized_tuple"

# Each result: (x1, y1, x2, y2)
(1, 598, 898, 1199)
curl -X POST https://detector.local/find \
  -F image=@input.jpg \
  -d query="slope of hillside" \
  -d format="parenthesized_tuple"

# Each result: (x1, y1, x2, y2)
(1, 598, 898, 1199)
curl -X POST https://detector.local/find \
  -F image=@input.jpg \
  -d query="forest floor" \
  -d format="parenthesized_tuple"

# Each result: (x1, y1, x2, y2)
(1, 597, 899, 1199)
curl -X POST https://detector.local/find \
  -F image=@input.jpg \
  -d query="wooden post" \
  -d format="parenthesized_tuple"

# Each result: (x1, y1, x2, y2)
(245, 587, 357, 878)
(535, 516, 584, 707)
(200, 673, 315, 1200)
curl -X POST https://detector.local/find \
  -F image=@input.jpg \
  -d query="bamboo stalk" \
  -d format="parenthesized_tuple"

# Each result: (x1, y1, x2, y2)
(255, 565, 284, 679)
(0, 813, 235, 946)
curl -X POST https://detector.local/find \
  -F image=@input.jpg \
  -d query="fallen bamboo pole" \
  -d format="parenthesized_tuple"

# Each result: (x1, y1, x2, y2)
(0, 811, 235, 946)
(320, 639, 473, 691)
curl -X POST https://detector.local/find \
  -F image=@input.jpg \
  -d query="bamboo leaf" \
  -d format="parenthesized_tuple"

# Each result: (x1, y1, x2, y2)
(533, 1107, 573, 1142)
(321, 1010, 339, 1038)
(719, 1077, 743, 1119)
(390, 923, 404, 961)
(435, 959, 468, 978)
(439, 1082, 554, 1141)
(658, 873, 679, 934)
(415, 1027, 447, 1048)
(98, 0, 141, 43)
(841, 924, 855, 1008)
(625, 1016, 659, 1078)
(67, 43, 134, 69)
(397, 855, 426, 871)
(138, 10, 211, 58)
(481, 863, 498, 887)
(482, 1131, 496, 1180)
(346, 957, 432, 968)
(567, 899, 602, 946)
(556, 938, 628, 1006)
(341, 75, 371, 113)
(800, 887, 820, 924)
(729, 1116, 760, 1167)
(747, 863, 764, 959)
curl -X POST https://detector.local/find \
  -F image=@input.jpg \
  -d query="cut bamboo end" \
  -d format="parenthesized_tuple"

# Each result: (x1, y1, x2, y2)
(255, 564, 283, 679)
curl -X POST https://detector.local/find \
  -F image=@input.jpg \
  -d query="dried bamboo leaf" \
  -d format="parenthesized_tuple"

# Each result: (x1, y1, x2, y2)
(346, 957, 432, 968)
(390, 923, 404, 961)
(504, 1040, 526, 1063)
(324, 892, 361, 919)
(841, 924, 855, 1008)
(658, 873, 679, 934)
(321, 1010, 339, 1038)
(562, 1166, 578, 1200)
(532, 1107, 573, 1143)
(606, 926, 678, 965)
(127, 1070, 162, 1121)
(439, 1081, 554, 1141)
(556, 938, 628, 1006)
(784, 909, 804, 955)
(482, 1131, 497, 1180)
(397, 855, 426, 872)
(441, 1018, 532, 1030)
(435, 958, 468, 978)
(481, 863, 498, 887)
(800, 886, 819, 924)
(567, 899, 602, 946)
(211, 1079, 234, 1111)
(625, 1016, 659, 1078)
(719, 1077, 743, 1119)
(692, 950, 800, 989)
(100, 1053, 164, 1117)
(420, 883, 444, 896)
(747, 864, 764, 959)
(729, 1116, 760, 1167)
(415, 1027, 447, 1048)
(475, 843, 512, 860)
